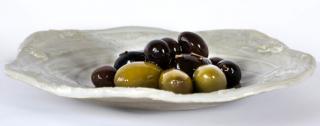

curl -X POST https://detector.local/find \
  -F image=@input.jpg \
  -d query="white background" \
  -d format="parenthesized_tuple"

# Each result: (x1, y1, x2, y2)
(0, 0, 319, 126)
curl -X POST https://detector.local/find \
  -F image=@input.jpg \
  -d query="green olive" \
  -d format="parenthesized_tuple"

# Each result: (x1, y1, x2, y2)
(193, 65, 227, 92)
(114, 62, 162, 88)
(159, 69, 193, 94)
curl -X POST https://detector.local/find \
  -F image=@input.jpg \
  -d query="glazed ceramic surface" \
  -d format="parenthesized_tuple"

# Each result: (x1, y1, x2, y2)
(5, 26, 316, 110)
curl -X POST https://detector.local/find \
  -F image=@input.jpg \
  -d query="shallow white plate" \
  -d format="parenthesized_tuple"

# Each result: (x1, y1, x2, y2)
(5, 26, 316, 110)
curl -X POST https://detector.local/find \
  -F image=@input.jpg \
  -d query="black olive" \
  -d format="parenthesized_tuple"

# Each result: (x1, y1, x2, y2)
(144, 40, 171, 69)
(210, 57, 223, 65)
(161, 37, 182, 56)
(175, 53, 211, 77)
(217, 60, 241, 88)
(200, 57, 212, 65)
(91, 65, 116, 87)
(114, 51, 145, 69)
(178, 31, 209, 57)
(191, 53, 212, 65)
(161, 37, 182, 68)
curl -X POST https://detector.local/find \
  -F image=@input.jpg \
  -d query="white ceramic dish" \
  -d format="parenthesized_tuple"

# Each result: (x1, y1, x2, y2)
(5, 26, 316, 110)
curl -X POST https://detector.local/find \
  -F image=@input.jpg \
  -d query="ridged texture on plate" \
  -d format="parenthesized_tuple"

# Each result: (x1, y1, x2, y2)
(5, 26, 316, 110)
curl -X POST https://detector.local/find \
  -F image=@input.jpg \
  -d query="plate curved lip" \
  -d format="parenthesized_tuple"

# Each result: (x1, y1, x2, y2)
(4, 27, 317, 104)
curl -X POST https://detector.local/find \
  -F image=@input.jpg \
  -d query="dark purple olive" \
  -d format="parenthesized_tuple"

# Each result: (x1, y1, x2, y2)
(178, 31, 209, 57)
(161, 37, 182, 68)
(161, 37, 182, 56)
(175, 54, 211, 77)
(144, 40, 171, 69)
(210, 57, 223, 65)
(200, 57, 212, 64)
(114, 51, 145, 69)
(217, 60, 241, 88)
(91, 65, 116, 87)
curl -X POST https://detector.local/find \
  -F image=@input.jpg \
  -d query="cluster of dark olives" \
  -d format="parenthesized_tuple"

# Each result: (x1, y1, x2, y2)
(91, 31, 242, 94)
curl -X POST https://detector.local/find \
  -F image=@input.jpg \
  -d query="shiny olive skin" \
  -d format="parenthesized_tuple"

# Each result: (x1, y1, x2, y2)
(114, 51, 145, 69)
(114, 62, 162, 88)
(178, 31, 209, 57)
(91, 65, 116, 87)
(210, 57, 223, 65)
(144, 40, 171, 69)
(159, 69, 193, 94)
(217, 60, 241, 88)
(193, 65, 227, 92)
(162, 37, 182, 68)
(200, 56, 212, 64)
(161, 37, 182, 57)
(175, 54, 211, 77)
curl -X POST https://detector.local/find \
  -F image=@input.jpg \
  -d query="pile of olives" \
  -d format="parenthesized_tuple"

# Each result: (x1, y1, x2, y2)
(91, 32, 241, 94)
